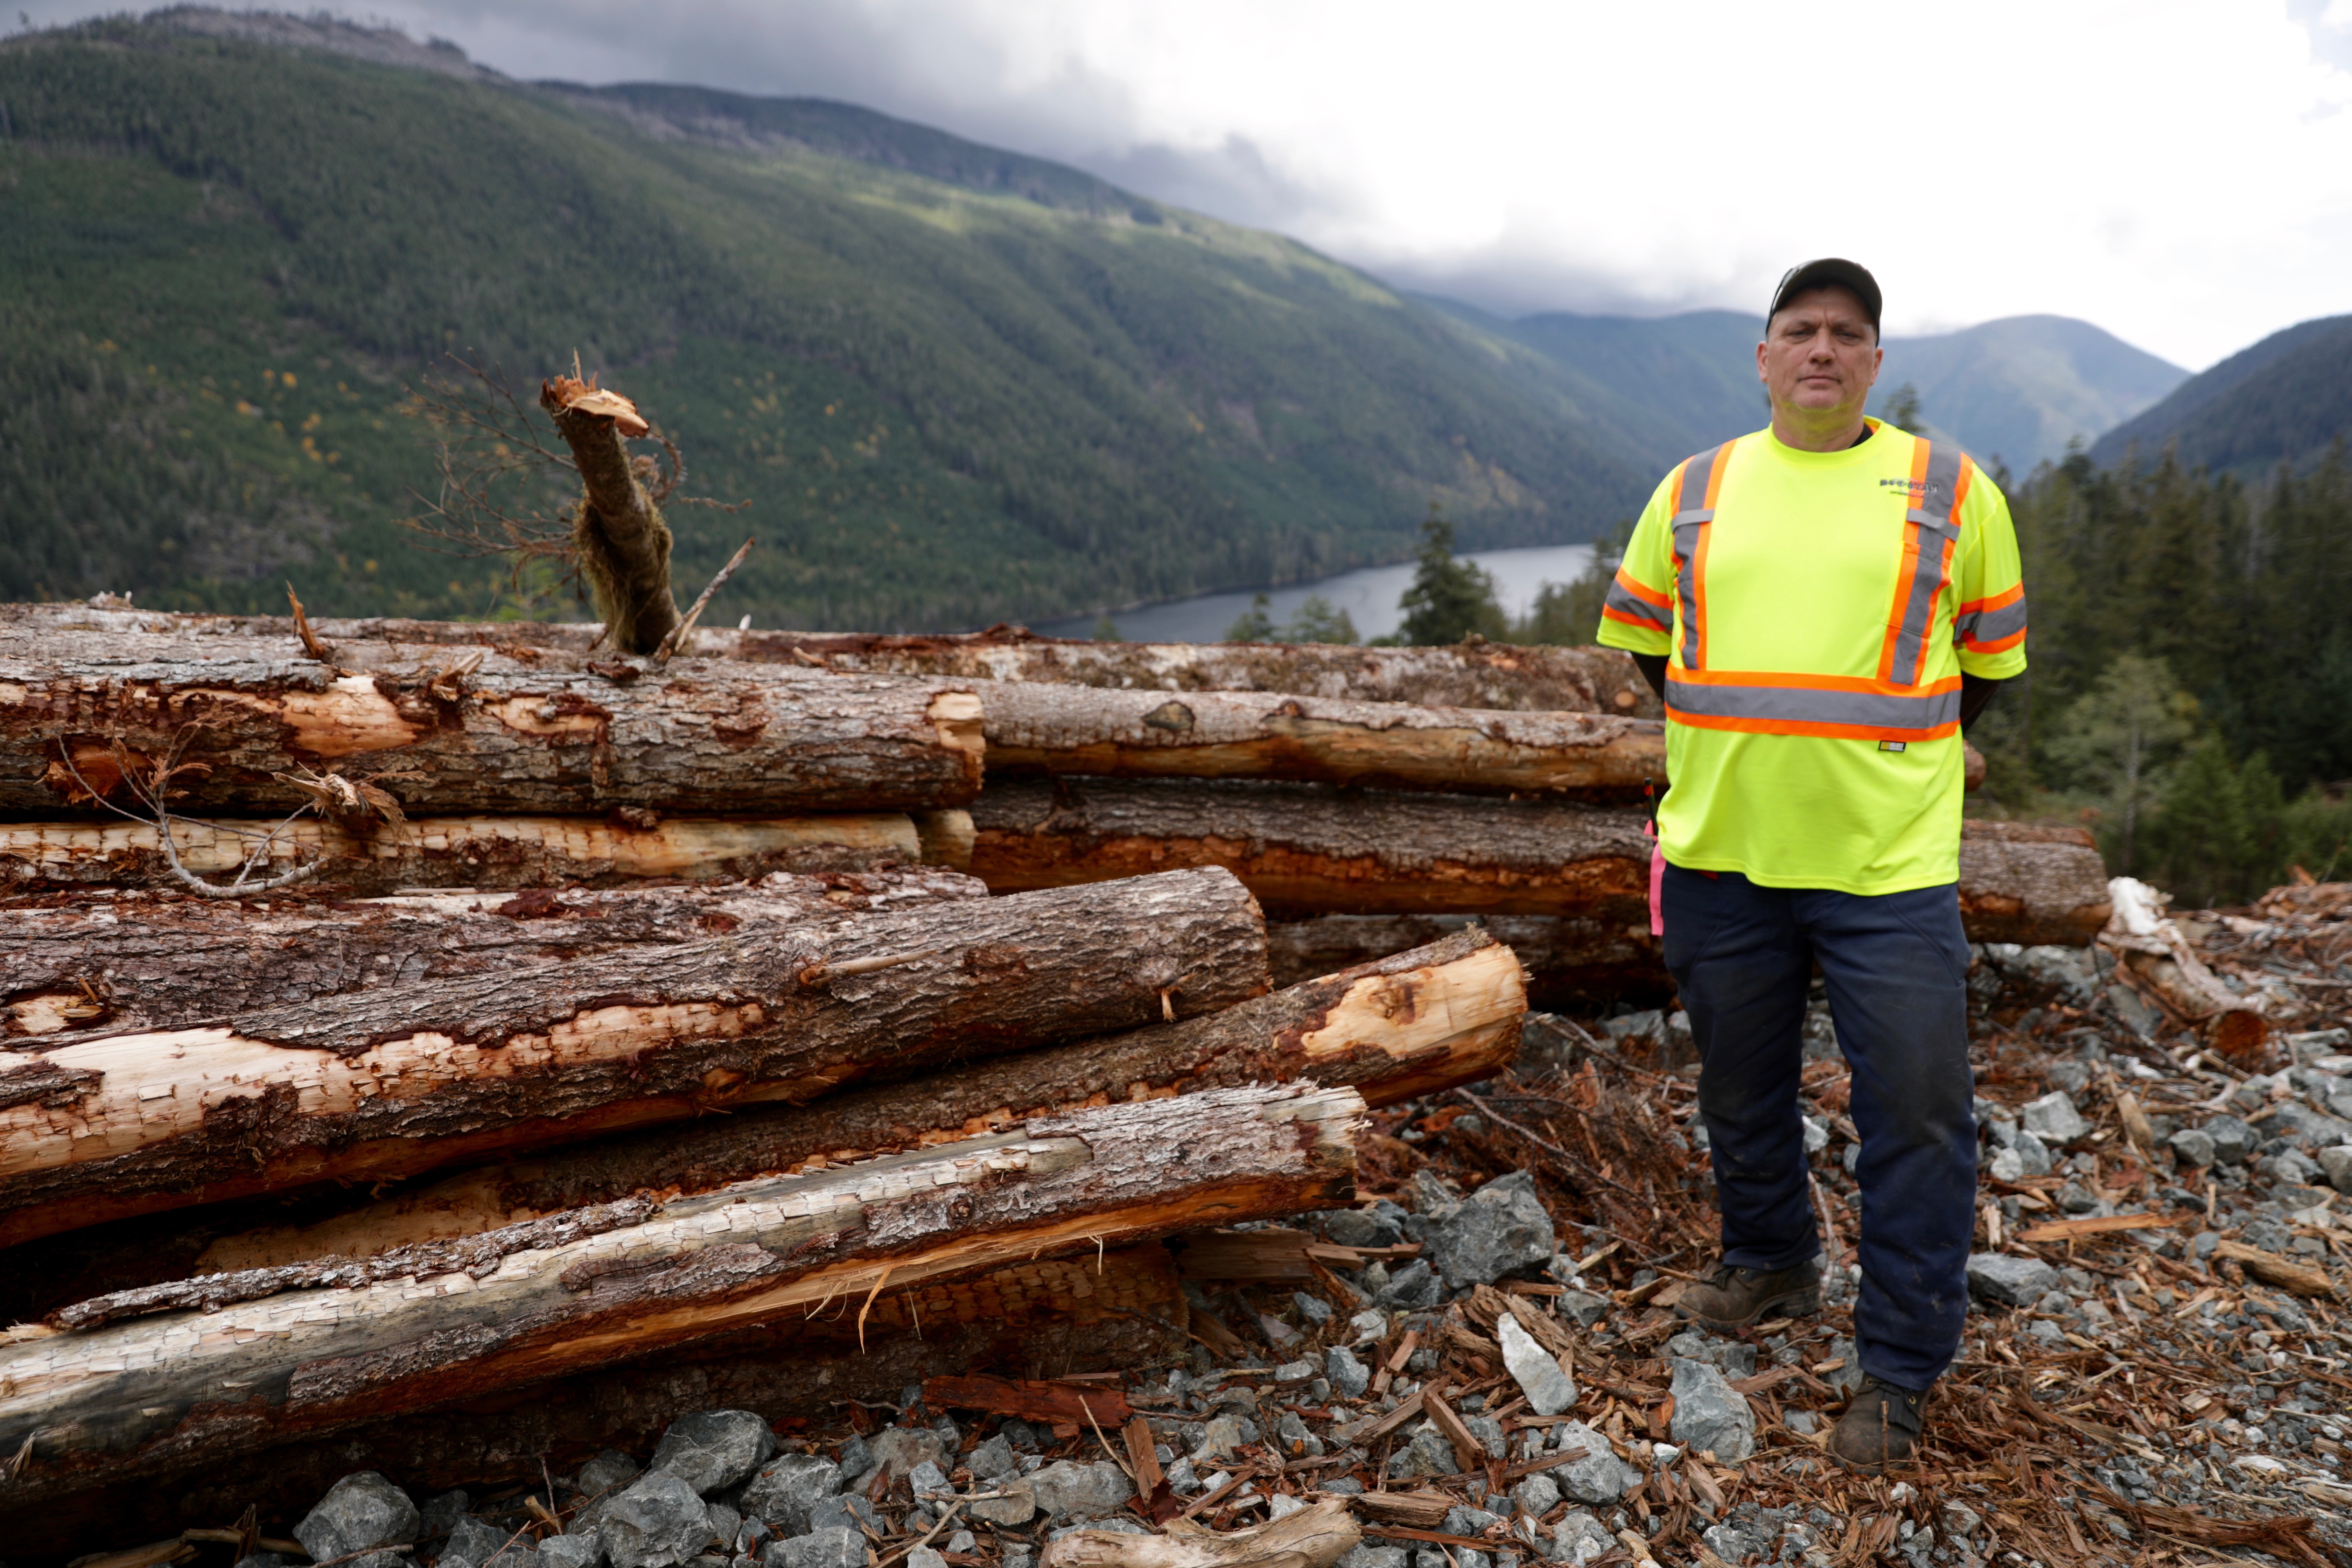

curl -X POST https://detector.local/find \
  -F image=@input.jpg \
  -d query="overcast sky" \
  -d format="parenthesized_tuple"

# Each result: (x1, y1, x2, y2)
(26, 0, 2352, 369)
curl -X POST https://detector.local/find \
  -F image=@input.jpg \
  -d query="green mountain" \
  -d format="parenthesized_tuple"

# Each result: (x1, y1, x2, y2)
(0, 11, 1653, 628)
(1412, 297, 1760, 478)
(1433, 302, 2184, 481)
(2088, 314, 2352, 476)
(1871, 314, 2186, 474)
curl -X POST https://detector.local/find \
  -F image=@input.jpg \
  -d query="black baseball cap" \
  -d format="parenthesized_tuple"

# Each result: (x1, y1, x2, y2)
(1768, 259, 1882, 333)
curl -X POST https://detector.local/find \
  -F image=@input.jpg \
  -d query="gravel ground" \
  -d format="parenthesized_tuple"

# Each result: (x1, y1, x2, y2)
(72, 882, 2352, 1568)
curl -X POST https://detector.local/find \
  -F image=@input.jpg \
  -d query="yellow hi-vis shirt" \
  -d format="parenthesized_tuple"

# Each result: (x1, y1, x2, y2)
(1595, 420, 2028, 895)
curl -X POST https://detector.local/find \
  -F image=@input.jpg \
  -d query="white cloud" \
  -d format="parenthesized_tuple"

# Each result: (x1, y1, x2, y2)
(21, 0, 2352, 368)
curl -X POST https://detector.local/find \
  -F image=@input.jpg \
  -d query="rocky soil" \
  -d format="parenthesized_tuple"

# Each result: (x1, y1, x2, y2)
(61, 881, 2352, 1568)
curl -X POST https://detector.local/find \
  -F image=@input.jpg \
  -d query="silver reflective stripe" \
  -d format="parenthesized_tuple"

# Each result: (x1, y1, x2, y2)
(1671, 443, 1724, 670)
(1604, 576, 1673, 631)
(1886, 442, 1968, 685)
(1958, 593, 2028, 646)
(1666, 675, 1961, 734)
(1670, 443, 1724, 528)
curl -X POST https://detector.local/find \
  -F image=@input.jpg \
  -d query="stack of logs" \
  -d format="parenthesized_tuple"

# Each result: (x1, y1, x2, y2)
(0, 607, 2115, 1004)
(0, 605, 2109, 1552)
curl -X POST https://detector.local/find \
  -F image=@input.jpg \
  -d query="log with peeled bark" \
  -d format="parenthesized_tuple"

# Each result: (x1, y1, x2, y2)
(1269, 914, 1669, 1008)
(979, 681, 1973, 797)
(969, 776, 1652, 920)
(0, 1083, 1360, 1506)
(0, 930, 1520, 1322)
(0, 867, 1267, 1248)
(0, 869, 987, 1040)
(0, 1248, 1190, 1557)
(971, 778, 2112, 939)
(0, 627, 983, 816)
(0, 811, 972, 901)
(979, 680, 1661, 798)
(3, 604, 1661, 715)
(1042, 1498, 1360, 1568)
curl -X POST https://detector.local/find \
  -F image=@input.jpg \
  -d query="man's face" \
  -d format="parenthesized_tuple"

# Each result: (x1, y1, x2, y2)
(1757, 286, 1883, 417)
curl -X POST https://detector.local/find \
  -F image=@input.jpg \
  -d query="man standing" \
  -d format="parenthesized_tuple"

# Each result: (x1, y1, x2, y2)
(1594, 260, 2026, 1472)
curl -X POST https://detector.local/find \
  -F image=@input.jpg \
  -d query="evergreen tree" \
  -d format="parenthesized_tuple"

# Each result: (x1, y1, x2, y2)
(1510, 581, 1586, 645)
(2045, 654, 2198, 875)
(1224, 593, 1276, 642)
(1508, 518, 1630, 646)
(1398, 507, 1506, 646)
(2139, 741, 2286, 907)
(1879, 383, 1925, 432)
(1281, 594, 1357, 645)
(2280, 789, 2352, 886)
(1090, 614, 1122, 642)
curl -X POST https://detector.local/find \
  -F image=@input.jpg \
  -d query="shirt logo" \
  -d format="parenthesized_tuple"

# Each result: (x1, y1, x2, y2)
(1879, 478, 1927, 496)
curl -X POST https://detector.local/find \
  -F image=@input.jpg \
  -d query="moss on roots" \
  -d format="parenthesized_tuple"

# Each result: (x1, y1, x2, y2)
(571, 490, 677, 654)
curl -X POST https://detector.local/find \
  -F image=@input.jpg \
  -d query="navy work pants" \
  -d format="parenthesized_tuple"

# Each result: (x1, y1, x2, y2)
(1660, 864, 1977, 1391)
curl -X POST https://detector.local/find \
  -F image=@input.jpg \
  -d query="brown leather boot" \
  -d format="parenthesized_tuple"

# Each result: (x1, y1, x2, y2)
(1673, 1258, 1822, 1330)
(1826, 1376, 1926, 1473)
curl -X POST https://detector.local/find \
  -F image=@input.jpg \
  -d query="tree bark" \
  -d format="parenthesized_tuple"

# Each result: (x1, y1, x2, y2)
(0, 931, 1518, 1323)
(2, 606, 1660, 715)
(0, 1248, 1188, 1559)
(1270, 915, 1670, 1010)
(1264, 825, 2109, 999)
(978, 681, 1661, 798)
(1, 870, 987, 1041)
(968, 777, 1653, 920)
(0, 867, 1268, 1247)
(0, 1084, 1360, 1506)
(0, 628, 984, 815)
(1954, 821, 2113, 946)
(970, 779, 2111, 939)
(0, 812, 970, 901)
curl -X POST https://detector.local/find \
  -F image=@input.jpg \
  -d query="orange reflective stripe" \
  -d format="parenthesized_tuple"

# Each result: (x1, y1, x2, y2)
(1667, 711, 1963, 742)
(1878, 440, 1968, 686)
(1690, 505, 1715, 671)
(1955, 581, 2027, 652)
(1667, 668, 1962, 740)
(1670, 443, 1731, 670)
(1602, 567, 1674, 634)
(1671, 669, 1965, 695)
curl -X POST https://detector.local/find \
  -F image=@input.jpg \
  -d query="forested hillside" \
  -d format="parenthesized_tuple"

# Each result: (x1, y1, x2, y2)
(2089, 313, 2352, 476)
(0, 16, 1653, 626)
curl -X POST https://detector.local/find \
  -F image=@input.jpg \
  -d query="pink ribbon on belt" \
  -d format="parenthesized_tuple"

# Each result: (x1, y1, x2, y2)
(1645, 820, 1665, 937)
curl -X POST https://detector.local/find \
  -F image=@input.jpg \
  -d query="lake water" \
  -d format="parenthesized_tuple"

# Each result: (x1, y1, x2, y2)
(1036, 541, 1597, 644)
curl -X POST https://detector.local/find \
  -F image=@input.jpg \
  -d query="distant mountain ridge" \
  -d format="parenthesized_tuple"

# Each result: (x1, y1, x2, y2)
(1874, 314, 2188, 474)
(2089, 314, 2352, 475)
(1437, 302, 2188, 480)
(544, 82, 1147, 216)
